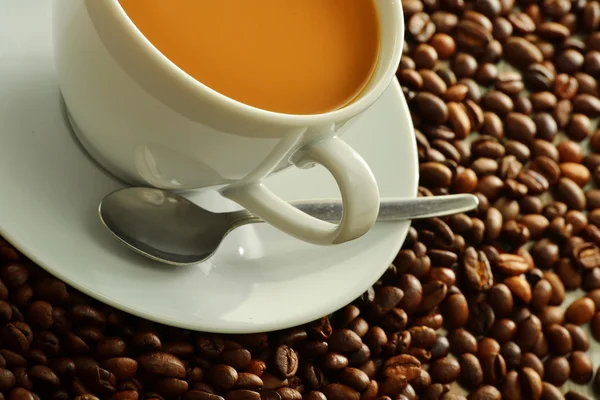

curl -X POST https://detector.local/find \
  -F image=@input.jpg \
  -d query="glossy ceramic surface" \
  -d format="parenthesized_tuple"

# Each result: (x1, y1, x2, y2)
(52, 0, 405, 245)
(0, 0, 417, 333)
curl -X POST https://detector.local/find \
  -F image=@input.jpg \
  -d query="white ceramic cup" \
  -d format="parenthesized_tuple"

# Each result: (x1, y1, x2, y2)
(52, 0, 404, 245)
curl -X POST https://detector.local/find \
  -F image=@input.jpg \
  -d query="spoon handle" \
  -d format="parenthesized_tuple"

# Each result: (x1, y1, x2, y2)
(227, 194, 479, 228)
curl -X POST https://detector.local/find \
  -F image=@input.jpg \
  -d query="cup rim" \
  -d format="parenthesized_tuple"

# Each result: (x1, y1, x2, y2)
(100, 0, 404, 125)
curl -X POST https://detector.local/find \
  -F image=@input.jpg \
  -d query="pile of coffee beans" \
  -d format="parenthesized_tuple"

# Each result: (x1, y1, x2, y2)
(2, 0, 600, 399)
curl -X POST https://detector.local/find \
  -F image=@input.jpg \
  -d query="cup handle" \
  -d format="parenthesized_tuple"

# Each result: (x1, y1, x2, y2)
(221, 136, 380, 245)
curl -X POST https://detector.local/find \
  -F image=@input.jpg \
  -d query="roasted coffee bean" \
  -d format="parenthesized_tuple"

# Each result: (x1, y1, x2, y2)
(418, 281, 447, 312)
(321, 384, 359, 400)
(0, 368, 15, 392)
(519, 367, 542, 400)
(525, 64, 555, 92)
(475, 63, 498, 85)
(444, 293, 468, 328)
(499, 341, 521, 369)
(374, 286, 405, 315)
(566, 297, 596, 325)
(429, 357, 460, 384)
(70, 305, 106, 326)
(420, 162, 452, 188)
(429, 34, 455, 60)
(553, 101, 572, 131)
(462, 247, 493, 291)
(489, 319, 516, 344)
(532, 113, 557, 142)
(448, 329, 478, 355)
(530, 239, 559, 269)
(8, 388, 38, 400)
(322, 353, 348, 370)
(408, 326, 436, 349)
(505, 113, 536, 144)
(564, 324, 589, 352)
(555, 258, 582, 290)
(587, 189, 600, 210)
(471, 158, 498, 176)
(452, 168, 478, 193)
(559, 163, 589, 187)
(555, 50, 584, 75)
(467, 385, 501, 400)
(504, 140, 531, 162)
(517, 169, 550, 194)
(494, 253, 528, 276)
(565, 211, 587, 236)
(564, 392, 592, 400)
(556, 178, 586, 210)
(1, 323, 29, 354)
(328, 330, 362, 354)
(555, 74, 578, 100)
(431, 11, 458, 33)
(452, 54, 478, 81)
(336, 368, 369, 392)
(530, 279, 552, 311)
(544, 357, 570, 386)
(508, 12, 535, 34)
(539, 274, 563, 307)
(569, 351, 593, 384)
(456, 20, 492, 54)
(28, 365, 59, 390)
(539, 306, 565, 326)
(567, 114, 592, 141)
(458, 353, 483, 388)
(415, 93, 449, 125)
(480, 353, 506, 385)
(383, 354, 421, 381)
(137, 353, 186, 379)
(516, 314, 542, 351)
(420, 70, 447, 96)
(520, 214, 549, 239)
(132, 332, 162, 352)
(431, 336, 450, 360)
(557, 141, 582, 165)
(408, 12, 435, 43)
(531, 157, 560, 186)
(184, 392, 224, 400)
(481, 91, 513, 115)
(531, 91, 557, 112)
(505, 37, 543, 67)
(13, 367, 32, 391)
(545, 324, 572, 355)
(521, 353, 544, 380)
(494, 72, 523, 95)
(99, 358, 137, 385)
(467, 301, 495, 335)
(463, 99, 484, 131)
(495, 197, 520, 220)
(488, 284, 513, 316)
(504, 275, 532, 304)
(414, 45, 439, 71)
(500, 370, 521, 400)
(514, 96, 532, 115)
(27, 301, 53, 330)
(573, 94, 600, 117)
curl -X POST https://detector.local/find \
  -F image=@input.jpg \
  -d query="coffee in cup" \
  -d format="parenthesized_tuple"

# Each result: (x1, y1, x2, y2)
(118, 0, 381, 115)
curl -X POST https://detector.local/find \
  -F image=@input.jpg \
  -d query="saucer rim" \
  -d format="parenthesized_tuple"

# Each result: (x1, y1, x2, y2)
(0, 83, 417, 334)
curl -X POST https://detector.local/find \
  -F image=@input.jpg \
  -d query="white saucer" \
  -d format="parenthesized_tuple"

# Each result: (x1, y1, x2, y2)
(0, 1, 417, 333)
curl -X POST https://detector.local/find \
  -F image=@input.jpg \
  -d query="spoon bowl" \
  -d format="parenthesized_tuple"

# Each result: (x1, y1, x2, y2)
(100, 188, 478, 266)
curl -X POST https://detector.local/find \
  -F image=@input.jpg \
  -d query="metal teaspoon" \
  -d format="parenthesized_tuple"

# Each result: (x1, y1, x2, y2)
(99, 187, 478, 266)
